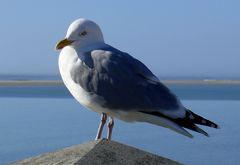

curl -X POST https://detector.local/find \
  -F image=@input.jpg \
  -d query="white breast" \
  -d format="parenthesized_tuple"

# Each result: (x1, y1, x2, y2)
(58, 47, 117, 117)
(58, 47, 93, 107)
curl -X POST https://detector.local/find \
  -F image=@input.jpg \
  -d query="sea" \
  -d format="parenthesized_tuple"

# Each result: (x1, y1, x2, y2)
(0, 77, 240, 164)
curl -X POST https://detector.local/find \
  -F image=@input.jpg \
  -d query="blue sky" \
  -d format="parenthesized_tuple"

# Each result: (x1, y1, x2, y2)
(0, 0, 239, 78)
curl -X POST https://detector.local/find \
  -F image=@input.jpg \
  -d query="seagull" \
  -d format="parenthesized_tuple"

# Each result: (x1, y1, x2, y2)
(56, 18, 219, 140)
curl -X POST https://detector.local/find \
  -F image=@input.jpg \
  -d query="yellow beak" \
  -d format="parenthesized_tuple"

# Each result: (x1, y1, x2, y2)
(55, 38, 74, 50)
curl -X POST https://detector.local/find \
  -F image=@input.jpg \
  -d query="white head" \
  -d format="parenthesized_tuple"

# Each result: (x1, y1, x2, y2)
(56, 18, 104, 50)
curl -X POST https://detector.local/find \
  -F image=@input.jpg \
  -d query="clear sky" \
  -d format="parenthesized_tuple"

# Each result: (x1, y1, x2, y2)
(0, 0, 239, 78)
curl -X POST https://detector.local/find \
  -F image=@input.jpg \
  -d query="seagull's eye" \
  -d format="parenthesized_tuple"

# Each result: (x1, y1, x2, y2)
(79, 31, 87, 36)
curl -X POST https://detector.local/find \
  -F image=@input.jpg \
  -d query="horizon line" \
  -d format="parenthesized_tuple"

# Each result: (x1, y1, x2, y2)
(0, 79, 240, 87)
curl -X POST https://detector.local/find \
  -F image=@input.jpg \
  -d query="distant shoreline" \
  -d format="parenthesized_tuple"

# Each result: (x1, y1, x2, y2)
(0, 80, 240, 86)
(163, 79, 240, 85)
(0, 80, 63, 86)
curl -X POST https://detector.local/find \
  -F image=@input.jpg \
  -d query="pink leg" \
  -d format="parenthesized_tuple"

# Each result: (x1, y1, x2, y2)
(107, 117, 114, 140)
(95, 113, 107, 140)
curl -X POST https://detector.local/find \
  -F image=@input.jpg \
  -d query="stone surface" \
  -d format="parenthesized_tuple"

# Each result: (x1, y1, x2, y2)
(10, 139, 183, 165)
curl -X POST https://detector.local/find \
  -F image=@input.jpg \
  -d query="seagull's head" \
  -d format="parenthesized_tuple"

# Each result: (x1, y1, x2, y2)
(56, 18, 104, 50)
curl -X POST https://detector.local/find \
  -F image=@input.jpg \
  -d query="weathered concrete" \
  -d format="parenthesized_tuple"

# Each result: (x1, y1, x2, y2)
(10, 139, 183, 165)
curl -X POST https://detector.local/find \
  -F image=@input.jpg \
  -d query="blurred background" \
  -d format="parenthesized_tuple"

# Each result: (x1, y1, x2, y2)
(0, 0, 239, 79)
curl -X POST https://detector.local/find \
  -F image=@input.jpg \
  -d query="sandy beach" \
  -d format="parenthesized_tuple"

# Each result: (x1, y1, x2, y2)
(0, 79, 240, 86)
(0, 80, 63, 86)
(162, 79, 240, 85)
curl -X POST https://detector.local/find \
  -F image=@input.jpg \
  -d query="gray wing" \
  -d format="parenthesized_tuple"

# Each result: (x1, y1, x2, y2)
(72, 46, 179, 111)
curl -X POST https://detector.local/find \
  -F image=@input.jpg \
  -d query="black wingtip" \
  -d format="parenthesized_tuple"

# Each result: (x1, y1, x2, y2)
(186, 109, 219, 129)
(215, 124, 221, 129)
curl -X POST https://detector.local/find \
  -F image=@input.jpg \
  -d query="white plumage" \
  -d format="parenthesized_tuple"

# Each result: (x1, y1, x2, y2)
(56, 18, 219, 140)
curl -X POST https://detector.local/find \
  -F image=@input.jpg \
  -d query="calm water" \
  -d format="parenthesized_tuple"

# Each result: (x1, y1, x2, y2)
(0, 84, 240, 165)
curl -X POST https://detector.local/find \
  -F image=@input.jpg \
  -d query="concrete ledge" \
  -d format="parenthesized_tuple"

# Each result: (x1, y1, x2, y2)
(10, 139, 183, 165)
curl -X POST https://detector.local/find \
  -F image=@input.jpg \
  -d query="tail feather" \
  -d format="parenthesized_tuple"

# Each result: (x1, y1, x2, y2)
(179, 119, 209, 137)
(169, 111, 210, 137)
(140, 108, 219, 138)
(138, 112, 194, 138)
